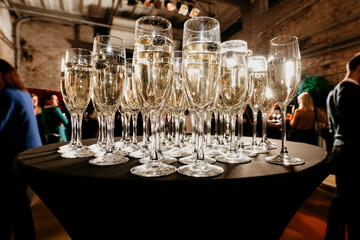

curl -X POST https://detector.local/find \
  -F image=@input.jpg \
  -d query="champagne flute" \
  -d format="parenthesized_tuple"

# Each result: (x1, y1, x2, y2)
(61, 48, 94, 158)
(246, 56, 269, 155)
(215, 40, 252, 164)
(130, 16, 177, 177)
(178, 16, 224, 177)
(163, 50, 191, 158)
(89, 35, 129, 165)
(120, 58, 141, 152)
(58, 56, 77, 153)
(258, 87, 277, 150)
(265, 35, 304, 165)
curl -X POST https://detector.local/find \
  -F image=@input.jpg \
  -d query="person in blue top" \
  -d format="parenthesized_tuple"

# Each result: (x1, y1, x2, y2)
(0, 59, 42, 239)
(41, 93, 68, 143)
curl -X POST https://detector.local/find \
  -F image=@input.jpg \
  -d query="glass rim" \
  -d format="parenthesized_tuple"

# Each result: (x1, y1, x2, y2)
(65, 47, 92, 55)
(220, 40, 248, 53)
(93, 35, 125, 46)
(135, 15, 172, 33)
(270, 35, 298, 46)
(184, 16, 220, 33)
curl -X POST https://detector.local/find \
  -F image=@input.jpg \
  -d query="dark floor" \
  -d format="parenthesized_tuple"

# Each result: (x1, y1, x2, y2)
(29, 175, 336, 240)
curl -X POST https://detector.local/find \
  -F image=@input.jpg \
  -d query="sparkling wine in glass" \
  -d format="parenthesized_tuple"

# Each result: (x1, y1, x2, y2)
(215, 40, 252, 164)
(58, 56, 77, 153)
(89, 35, 129, 165)
(265, 35, 304, 165)
(130, 16, 177, 177)
(178, 16, 224, 177)
(247, 56, 270, 155)
(61, 48, 94, 158)
(258, 87, 277, 150)
(163, 50, 191, 158)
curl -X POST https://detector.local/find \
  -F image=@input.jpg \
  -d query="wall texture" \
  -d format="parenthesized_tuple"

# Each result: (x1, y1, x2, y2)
(231, 0, 360, 86)
(10, 0, 360, 91)
(0, 3, 14, 66)
(18, 19, 93, 91)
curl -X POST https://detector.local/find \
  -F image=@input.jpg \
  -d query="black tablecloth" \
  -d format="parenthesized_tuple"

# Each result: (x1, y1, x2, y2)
(14, 137, 329, 239)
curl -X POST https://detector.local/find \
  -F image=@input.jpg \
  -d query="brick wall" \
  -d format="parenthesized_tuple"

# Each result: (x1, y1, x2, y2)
(231, 0, 360, 86)
(15, 0, 360, 90)
(18, 19, 93, 91)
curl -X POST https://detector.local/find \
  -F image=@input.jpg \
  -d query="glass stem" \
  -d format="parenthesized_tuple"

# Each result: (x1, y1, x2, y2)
(70, 113, 77, 145)
(230, 113, 236, 152)
(121, 114, 125, 141)
(150, 113, 159, 161)
(106, 113, 114, 153)
(206, 112, 211, 147)
(213, 111, 219, 145)
(261, 112, 268, 142)
(219, 112, 224, 145)
(76, 113, 83, 148)
(238, 110, 244, 148)
(125, 112, 131, 143)
(101, 114, 106, 145)
(196, 112, 205, 161)
(252, 110, 258, 146)
(280, 106, 288, 154)
(191, 113, 196, 145)
(132, 112, 138, 144)
(142, 112, 149, 149)
(174, 112, 180, 148)
(97, 114, 102, 144)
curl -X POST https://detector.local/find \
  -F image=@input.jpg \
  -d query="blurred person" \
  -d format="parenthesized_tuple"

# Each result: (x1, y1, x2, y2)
(0, 59, 42, 239)
(31, 93, 45, 143)
(41, 93, 68, 143)
(287, 92, 317, 145)
(30, 93, 42, 116)
(325, 53, 360, 239)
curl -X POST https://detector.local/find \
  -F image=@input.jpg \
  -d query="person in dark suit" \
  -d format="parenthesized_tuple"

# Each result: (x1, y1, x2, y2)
(0, 59, 42, 239)
(325, 53, 360, 239)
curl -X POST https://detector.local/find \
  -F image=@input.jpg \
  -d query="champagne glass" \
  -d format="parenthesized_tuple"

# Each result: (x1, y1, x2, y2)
(58, 56, 77, 153)
(120, 58, 141, 152)
(265, 35, 304, 165)
(89, 35, 129, 165)
(163, 50, 191, 158)
(130, 16, 177, 177)
(178, 17, 224, 177)
(246, 56, 269, 155)
(258, 87, 277, 150)
(61, 48, 94, 158)
(214, 40, 252, 164)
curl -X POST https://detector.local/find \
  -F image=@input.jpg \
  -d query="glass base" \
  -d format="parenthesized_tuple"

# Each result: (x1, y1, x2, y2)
(177, 162, 224, 177)
(129, 148, 150, 159)
(58, 144, 76, 153)
(265, 153, 304, 166)
(139, 155, 177, 165)
(89, 153, 129, 166)
(163, 147, 191, 158)
(178, 154, 216, 165)
(258, 139, 277, 150)
(246, 145, 269, 155)
(88, 143, 105, 153)
(61, 147, 94, 158)
(130, 161, 177, 177)
(122, 144, 141, 153)
(204, 147, 224, 158)
(215, 152, 252, 164)
(95, 149, 128, 158)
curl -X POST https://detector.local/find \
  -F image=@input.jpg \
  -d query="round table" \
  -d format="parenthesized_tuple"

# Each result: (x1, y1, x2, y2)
(14, 137, 329, 239)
